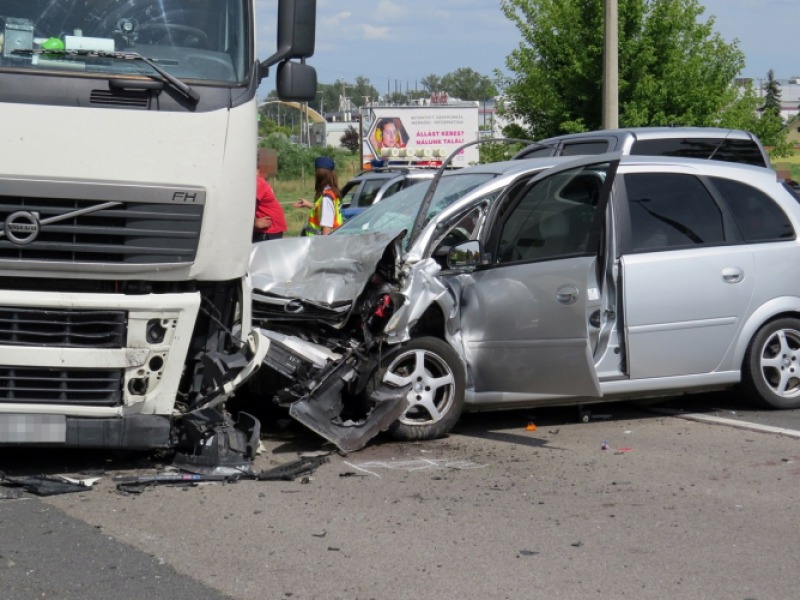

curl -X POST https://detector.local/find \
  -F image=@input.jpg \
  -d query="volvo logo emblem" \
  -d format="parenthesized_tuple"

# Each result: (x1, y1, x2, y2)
(4, 211, 41, 245)
(284, 299, 306, 314)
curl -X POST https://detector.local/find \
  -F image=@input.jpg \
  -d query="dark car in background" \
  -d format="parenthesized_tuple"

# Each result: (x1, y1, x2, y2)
(340, 167, 435, 220)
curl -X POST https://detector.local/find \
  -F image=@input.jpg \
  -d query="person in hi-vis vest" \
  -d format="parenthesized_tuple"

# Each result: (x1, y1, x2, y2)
(294, 156, 343, 235)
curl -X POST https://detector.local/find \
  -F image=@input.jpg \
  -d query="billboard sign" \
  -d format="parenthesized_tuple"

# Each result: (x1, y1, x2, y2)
(363, 105, 479, 168)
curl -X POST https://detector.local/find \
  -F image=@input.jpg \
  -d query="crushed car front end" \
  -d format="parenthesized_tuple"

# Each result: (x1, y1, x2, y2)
(249, 232, 452, 452)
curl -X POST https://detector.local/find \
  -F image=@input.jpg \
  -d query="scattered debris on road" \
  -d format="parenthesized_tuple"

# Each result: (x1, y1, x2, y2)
(0, 472, 99, 496)
(0, 452, 331, 498)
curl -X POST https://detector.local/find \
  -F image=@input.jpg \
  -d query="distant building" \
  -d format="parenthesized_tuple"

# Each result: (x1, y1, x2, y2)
(737, 77, 800, 122)
(310, 120, 358, 149)
(784, 115, 800, 147)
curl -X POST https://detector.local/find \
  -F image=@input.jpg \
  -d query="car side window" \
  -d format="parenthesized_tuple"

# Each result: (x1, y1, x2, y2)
(625, 173, 725, 252)
(359, 180, 386, 207)
(495, 166, 605, 264)
(560, 141, 610, 156)
(339, 181, 361, 207)
(382, 180, 404, 200)
(710, 177, 795, 243)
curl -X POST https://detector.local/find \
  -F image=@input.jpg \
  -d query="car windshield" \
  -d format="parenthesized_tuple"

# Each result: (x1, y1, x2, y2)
(333, 172, 496, 249)
(0, 0, 248, 83)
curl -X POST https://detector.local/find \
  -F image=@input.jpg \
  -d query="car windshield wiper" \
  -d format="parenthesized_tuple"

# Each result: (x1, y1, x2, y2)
(13, 48, 199, 103)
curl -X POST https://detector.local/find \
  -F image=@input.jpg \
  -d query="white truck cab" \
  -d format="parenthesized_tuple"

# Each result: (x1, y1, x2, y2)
(0, 0, 316, 456)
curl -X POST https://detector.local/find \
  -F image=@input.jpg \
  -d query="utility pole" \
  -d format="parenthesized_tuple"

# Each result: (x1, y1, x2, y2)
(603, 0, 619, 129)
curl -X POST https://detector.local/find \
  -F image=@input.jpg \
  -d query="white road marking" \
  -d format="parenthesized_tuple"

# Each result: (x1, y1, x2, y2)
(656, 408, 800, 439)
(343, 458, 486, 478)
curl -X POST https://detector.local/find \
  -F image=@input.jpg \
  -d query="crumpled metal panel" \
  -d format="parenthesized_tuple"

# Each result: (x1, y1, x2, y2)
(383, 257, 455, 345)
(249, 232, 402, 305)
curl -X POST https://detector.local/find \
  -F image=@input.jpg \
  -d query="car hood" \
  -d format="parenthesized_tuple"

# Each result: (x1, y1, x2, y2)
(250, 233, 404, 325)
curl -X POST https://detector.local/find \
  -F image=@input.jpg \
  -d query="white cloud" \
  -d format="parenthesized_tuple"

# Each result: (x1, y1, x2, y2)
(320, 11, 353, 29)
(360, 24, 391, 41)
(374, 0, 407, 20)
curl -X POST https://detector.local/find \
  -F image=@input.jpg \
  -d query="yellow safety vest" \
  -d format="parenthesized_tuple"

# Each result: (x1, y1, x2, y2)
(304, 188, 343, 236)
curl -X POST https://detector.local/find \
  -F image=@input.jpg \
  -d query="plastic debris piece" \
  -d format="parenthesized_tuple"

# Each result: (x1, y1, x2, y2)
(526, 422, 537, 431)
(1, 473, 93, 496)
(601, 440, 609, 451)
(56, 475, 102, 487)
(253, 455, 328, 481)
(115, 472, 239, 493)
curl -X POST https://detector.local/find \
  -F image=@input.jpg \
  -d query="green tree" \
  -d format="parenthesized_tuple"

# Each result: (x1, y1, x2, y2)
(715, 78, 791, 159)
(763, 69, 782, 113)
(420, 74, 442, 94)
(499, 0, 745, 137)
(340, 125, 360, 154)
(440, 68, 498, 101)
(755, 71, 791, 158)
(260, 133, 352, 179)
(258, 93, 298, 137)
(258, 114, 292, 139)
(350, 76, 380, 107)
(312, 77, 380, 114)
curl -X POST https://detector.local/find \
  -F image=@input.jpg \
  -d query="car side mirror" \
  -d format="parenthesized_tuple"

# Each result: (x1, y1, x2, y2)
(447, 240, 481, 270)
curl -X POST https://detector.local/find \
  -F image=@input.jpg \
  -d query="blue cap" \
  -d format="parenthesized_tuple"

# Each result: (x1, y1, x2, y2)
(315, 156, 335, 170)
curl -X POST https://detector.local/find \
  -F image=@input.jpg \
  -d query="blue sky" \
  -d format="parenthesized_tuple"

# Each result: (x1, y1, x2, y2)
(256, 0, 798, 97)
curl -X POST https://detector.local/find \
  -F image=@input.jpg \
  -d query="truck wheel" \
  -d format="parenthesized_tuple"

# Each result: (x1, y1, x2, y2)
(742, 318, 800, 409)
(378, 336, 465, 441)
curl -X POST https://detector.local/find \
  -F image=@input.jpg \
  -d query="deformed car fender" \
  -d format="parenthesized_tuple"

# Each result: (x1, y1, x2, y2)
(383, 257, 459, 347)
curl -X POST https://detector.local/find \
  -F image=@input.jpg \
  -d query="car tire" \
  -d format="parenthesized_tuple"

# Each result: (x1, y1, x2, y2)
(742, 318, 800, 409)
(376, 336, 465, 441)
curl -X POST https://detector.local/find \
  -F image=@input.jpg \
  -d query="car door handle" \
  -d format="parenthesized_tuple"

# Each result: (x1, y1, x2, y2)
(556, 286, 579, 304)
(721, 267, 744, 284)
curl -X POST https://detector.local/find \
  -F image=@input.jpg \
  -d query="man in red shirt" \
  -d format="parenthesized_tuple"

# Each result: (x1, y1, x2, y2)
(253, 166, 287, 242)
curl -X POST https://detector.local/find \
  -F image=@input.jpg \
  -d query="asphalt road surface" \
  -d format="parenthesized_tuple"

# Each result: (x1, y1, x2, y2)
(1, 396, 799, 600)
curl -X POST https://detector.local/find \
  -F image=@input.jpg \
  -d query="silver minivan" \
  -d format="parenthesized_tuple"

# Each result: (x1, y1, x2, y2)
(249, 153, 800, 451)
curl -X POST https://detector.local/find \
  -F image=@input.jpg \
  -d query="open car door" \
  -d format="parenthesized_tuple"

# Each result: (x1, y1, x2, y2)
(458, 155, 620, 398)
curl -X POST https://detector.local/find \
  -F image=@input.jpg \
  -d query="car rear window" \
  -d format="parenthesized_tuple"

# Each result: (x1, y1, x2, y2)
(630, 138, 767, 167)
(710, 177, 795, 243)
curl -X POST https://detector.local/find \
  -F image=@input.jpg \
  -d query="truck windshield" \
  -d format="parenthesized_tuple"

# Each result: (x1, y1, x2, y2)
(0, 0, 248, 83)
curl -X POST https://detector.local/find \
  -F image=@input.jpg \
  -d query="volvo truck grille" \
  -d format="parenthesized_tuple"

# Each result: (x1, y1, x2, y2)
(0, 308, 126, 348)
(0, 179, 205, 264)
(0, 367, 123, 406)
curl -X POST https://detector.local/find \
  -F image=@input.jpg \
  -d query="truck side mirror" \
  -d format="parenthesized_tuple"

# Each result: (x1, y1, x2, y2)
(261, 0, 316, 70)
(275, 61, 317, 102)
(276, 0, 316, 59)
